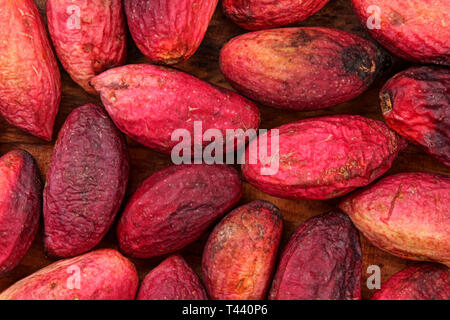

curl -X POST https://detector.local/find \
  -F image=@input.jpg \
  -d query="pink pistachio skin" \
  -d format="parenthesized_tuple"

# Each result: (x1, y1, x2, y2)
(0, 249, 139, 300)
(202, 201, 283, 300)
(124, 0, 218, 65)
(0, 150, 42, 277)
(242, 115, 407, 200)
(91, 64, 260, 154)
(381, 66, 450, 166)
(44, 104, 129, 258)
(371, 264, 450, 300)
(47, 0, 127, 94)
(220, 27, 385, 111)
(0, 0, 61, 140)
(340, 172, 450, 267)
(351, 0, 449, 65)
(117, 164, 242, 259)
(269, 211, 362, 300)
(223, 0, 330, 30)
(137, 255, 208, 300)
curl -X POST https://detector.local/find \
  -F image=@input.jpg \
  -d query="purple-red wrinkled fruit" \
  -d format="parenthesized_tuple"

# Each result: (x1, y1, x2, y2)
(202, 200, 283, 300)
(0, 150, 41, 277)
(47, 0, 127, 94)
(117, 164, 242, 259)
(44, 104, 129, 258)
(269, 211, 362, 300)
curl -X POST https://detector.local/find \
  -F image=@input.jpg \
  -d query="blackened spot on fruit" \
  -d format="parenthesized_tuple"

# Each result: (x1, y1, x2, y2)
(290, 30, 313, 47)
(342, 44, 374, 79)
(380, 90, 394, 114)
(106, 82, 129, 90)
(388, 10, 405, 26)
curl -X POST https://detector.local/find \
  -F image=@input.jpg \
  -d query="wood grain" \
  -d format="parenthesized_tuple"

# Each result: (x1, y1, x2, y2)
(0, 0, 448, 300)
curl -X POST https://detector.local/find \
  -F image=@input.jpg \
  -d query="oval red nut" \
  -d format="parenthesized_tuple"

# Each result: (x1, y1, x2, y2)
(242, 115, 407, 200)
(223, 0, 330, 30)
(371, 264, 450, 300)
(340, 172, 450, 266)
(91, 64, 260, 154)
(0, 150, 42, 277)
(269, 211, 362, 300)
(202, 200, 283, 300)
(125, 0, 218, 65)
(380, 66, 449, 166)
(220, 27, 384, 111)
(137, 255, 208, 300)
(44, 104, 129, 258)
(0, 249, 138, 300)
(47, 0, 127, 94)
(117, 164, 242, 259)
(351, 0, 449, 65)
(0, 0, 61, 140)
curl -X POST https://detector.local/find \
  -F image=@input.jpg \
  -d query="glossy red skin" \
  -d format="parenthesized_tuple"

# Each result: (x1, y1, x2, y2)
(118, 164, 242, 258)
(352, 0, 450, 65)
(242, 115, 407, 200)
(202, 200, 282, 300)
(44, 104, 129, 258)
(91, 64, 260, 154)
(381, 67, 450, 166)
(340, 173, 450, 267)
(220, 27, 385, 111)
(137, 255, 208, 300)
(0, 0, 61, 140)
(371, 264, 450, 300)
(125, 0, 218, 65)
(47, 0, 127, 94)
(223, 0, 330, 30)
(0, 249, 138, 300)
(269, 211, 362, 300)
(0, 150, 41, 277)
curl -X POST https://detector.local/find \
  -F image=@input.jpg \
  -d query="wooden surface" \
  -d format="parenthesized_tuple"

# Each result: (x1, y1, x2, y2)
(0, 0, 449, 300)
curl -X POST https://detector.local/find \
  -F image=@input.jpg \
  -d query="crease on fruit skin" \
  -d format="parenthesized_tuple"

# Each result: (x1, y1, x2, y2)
(242, 115, 407, 200)
(202, 200, 283, 300)
(351, 0, 450, 65)
(117, 164, 242, 259)
(371, 264, 450, 300)
(91, 64, 260, 154)
(223, 0, 331, 30)
(0, 150, 42, 277)
(0, 0, 61, 140)
(0, 249, 138, 300)
(124, 0, 218, 65)
(380, 66, 450, 166)
(46, 0, 127, 94)
(219, 27, 383, 111)
(43, 104, 129, 258)
(339, 172, 450, 266)
(137, 255, 208, 300)
(269, 211, 362, 300)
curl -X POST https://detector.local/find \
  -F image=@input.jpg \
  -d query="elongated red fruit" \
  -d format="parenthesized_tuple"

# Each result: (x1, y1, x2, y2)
(118, 164, 242, 258)
(47, 0, 127, 94)
(352, 0, 449, 65)
(371, 264, 450, 300)
(223, 0, 330, 30)
(0, 150, 41, 277)
(0, 249, 138, 300)
(340, 172, 450, 266)
(242, 115, 407, 200)
(269, 211, 362, 300)
(91, 64, 260, 154)
(137, 255, 208, 300)
(44, 104, 129, 258)
(380, 66, 449, 166)
(202, 200, 282, 300)
(125, 0, 218, 65)
(0, 0, 61, 140)
(220, 27, 385, 111)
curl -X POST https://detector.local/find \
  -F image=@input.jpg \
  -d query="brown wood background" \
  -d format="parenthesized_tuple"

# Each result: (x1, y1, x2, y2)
(0, 0, 448, 299)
